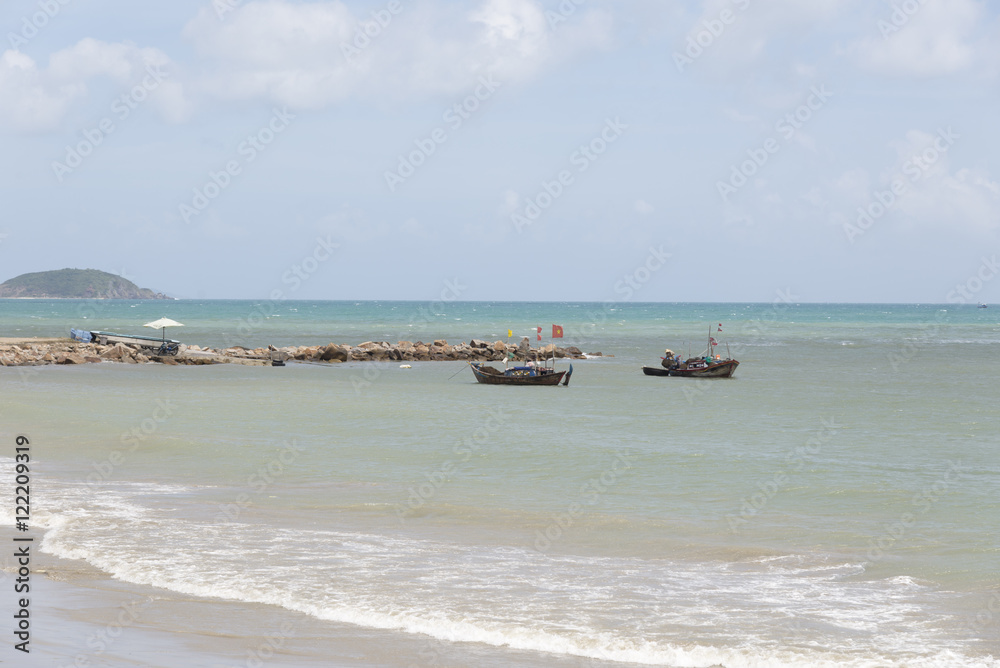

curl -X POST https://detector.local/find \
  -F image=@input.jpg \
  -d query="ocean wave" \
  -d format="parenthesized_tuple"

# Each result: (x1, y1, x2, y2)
(35, 517, 995, 665)
(4, 458, 993, 668)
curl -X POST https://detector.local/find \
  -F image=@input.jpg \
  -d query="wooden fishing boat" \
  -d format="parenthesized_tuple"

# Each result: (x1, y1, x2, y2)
(642, 326, 739, 378)
(471, 362, 573, 386)
(642, 358, 739, 378)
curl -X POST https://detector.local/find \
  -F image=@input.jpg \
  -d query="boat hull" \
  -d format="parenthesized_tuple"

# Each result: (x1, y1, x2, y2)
(471, 363, 568, 386)
(642, 360, 739, 378)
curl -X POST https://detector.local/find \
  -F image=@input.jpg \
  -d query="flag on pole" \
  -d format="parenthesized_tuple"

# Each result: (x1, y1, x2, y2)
(552, 325, 564, 338)
(537, 327, 542, 341)
(717, 323, 723, 332)
(507, 329, 513, 338)
(710, 337, 718, 347)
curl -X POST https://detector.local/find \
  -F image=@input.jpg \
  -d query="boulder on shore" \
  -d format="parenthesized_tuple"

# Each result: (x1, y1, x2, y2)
(319, 343, 350, 362)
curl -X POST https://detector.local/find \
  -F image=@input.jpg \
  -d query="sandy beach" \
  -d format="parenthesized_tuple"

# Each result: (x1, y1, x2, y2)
(4, 538, 633, 668)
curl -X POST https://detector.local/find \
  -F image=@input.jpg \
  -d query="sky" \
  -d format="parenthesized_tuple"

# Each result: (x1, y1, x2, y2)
(0, 0, 998, 303)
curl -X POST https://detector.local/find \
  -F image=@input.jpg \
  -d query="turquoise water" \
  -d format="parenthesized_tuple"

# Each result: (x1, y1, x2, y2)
(2, 300, 999, 666)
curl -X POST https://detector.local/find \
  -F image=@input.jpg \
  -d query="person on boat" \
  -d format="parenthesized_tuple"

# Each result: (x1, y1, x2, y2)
(661, 349, 675, 369)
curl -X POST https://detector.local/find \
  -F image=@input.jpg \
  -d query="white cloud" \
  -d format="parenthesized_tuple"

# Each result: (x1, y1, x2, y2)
(0, 49, 81, 131)
(849, 0, 984, 76)
(634, 199, 654, 215)
(0, 39, 188, 131)
(182, 0, 612, 109)
(400, 218, 429, 238)
(836, 128, 1000, 236)
(1, 0, 611, 130)
(677, 0, 853, 75)
(500, 189, 520, 216)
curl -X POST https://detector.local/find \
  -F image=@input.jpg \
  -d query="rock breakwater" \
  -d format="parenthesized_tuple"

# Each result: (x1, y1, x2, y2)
(0, 338, 606, 367)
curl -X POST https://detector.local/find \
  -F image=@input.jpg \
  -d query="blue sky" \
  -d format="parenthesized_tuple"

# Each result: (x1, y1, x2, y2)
(1, 0, 998, 302)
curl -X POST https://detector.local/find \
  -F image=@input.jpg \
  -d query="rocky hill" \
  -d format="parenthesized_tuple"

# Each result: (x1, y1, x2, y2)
(0, 268, 170, 299)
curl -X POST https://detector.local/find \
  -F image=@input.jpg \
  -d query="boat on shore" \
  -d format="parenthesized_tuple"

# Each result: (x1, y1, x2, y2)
(77, 329, 180, 355)
(470, 362, 572, 386)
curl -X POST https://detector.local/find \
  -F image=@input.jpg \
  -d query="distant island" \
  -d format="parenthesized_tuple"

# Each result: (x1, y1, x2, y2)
(0, 268, 171, 299)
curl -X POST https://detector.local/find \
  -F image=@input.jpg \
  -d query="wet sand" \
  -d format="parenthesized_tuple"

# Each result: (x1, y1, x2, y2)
(2, 540, 631, 668)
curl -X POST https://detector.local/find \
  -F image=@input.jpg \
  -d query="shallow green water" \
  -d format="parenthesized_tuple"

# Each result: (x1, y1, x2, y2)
(2, 300, 998, 666)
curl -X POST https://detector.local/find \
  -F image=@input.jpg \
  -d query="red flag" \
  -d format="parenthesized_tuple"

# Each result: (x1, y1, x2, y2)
(552, 325, 564, 338)
(717, 323, 723, 332)
(537, 326, 542, 341)
(710, 337, 718, 346)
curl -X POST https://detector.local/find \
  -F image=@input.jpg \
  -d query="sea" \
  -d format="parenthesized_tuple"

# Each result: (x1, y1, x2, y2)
(1, 299, 998, 667)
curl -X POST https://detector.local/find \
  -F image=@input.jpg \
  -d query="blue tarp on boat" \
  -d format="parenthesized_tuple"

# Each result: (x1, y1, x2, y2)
(70, 328, 93, 342)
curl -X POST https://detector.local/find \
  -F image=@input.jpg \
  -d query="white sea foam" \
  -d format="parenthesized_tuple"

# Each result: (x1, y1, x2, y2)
(26, 478, 996, 668)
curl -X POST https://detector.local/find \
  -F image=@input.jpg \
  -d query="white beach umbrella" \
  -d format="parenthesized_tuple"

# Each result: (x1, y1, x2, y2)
(144, 317, 184, 342)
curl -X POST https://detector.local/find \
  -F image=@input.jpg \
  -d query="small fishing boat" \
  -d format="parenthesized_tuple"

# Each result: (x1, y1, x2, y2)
(470, 362, 572, 386)
(642, 327, 739, 379)
(642, 358, 739, 378)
